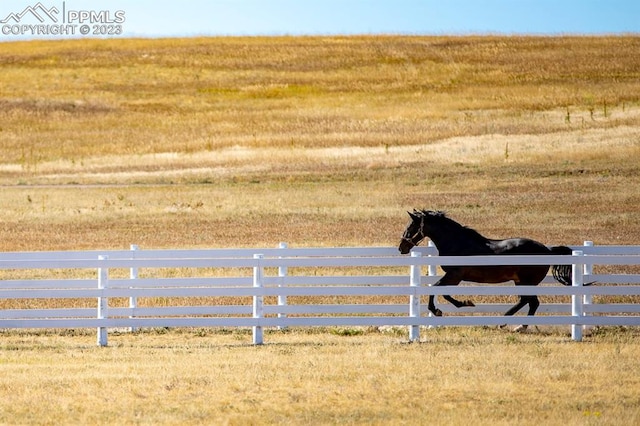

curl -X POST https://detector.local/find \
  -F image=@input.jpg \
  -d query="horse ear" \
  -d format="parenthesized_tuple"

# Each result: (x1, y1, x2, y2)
(408, 211, 419, 220)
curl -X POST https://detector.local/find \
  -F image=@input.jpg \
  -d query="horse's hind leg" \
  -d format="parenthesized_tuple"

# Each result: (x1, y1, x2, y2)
(515, 296, 540, 333)
(526, 295, 540, 316)
(504, 296, 528, 317)
(502, 295, 528, 332)
(504, 295, 539, 332)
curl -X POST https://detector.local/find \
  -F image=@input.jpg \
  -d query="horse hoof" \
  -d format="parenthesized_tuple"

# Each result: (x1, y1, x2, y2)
(434, 309, 443, 317)
(463, 300, 475, 307)
(514, 325, 529, 333)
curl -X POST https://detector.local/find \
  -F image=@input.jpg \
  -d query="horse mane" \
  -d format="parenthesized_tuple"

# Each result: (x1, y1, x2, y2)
(418, 210, 489, 244)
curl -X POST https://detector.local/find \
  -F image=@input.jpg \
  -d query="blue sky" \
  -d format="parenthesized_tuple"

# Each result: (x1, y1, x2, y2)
(0, 0, 638, 41)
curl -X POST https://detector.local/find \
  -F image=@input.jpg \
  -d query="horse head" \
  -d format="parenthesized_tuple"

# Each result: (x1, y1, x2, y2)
(399, 210, 425, 254)
(399, 209, 447, 254)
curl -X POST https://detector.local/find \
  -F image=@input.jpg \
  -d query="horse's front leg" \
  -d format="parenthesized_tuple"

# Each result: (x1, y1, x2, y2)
(443, 295, 476, 308)
(428, 271, 464, 317)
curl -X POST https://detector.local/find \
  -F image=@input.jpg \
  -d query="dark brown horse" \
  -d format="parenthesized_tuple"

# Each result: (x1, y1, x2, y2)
(399, 210, 572, 330)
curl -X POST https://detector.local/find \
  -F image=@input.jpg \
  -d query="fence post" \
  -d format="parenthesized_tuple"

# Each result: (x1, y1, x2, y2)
(129, 244, 139, 332)
(97, 255, 109, 347)
(253, 254, 264, 345)
(571, 250, 584, 342)
(409, 251, 422, 342)
(427, 240, 437, 327)
(277, 242, 288, 330)
(583, 241, 593, 333)
(427, 240, 437, 277)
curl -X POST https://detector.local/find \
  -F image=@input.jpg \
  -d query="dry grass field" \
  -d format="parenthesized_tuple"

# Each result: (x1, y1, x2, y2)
(1, 35, 640, 424)
(1, 36, 640, 250)
(0, 327, 639, 425)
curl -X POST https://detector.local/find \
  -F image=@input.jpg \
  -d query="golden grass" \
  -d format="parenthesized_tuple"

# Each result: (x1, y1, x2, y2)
(0, 327, 639, 425)
(1, 35, 640, 424)
(1, 37, 638, 251)
(1, 36, 639, 166)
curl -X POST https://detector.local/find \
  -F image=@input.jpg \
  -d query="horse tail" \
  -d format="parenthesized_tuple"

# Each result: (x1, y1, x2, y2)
(550, 245, 573, 286)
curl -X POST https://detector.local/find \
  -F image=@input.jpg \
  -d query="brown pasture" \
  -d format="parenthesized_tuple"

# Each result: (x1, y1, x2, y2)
(0, 36, 639, 424)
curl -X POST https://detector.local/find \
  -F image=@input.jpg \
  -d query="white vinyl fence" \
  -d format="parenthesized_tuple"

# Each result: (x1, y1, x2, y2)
(0, 241, 639, 346)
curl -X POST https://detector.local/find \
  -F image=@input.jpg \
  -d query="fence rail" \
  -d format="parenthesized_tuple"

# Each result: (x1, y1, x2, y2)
(0, 241, 639, 345)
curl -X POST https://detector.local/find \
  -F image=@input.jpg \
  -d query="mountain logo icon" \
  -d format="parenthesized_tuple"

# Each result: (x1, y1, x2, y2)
(1, 2, 59, 24)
